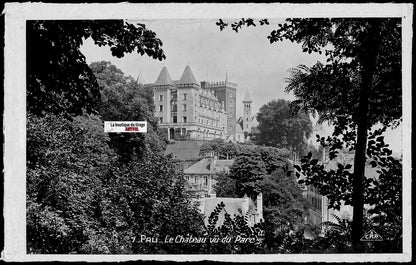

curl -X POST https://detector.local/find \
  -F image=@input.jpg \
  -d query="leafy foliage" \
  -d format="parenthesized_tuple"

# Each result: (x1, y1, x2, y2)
(90, 61, 166, 162)
(255, 99, 313, 154)
(27, 20, 165, 116)
(213, 145, 308, 252)
(203, 202, 266, 254)
(216, 17, 402, 251)
(27, 113, 204, 254)
(27, 113, 115, 253)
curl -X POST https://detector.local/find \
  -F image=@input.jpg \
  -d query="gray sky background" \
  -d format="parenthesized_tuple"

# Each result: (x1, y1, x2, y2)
(80, 19, 402, 154)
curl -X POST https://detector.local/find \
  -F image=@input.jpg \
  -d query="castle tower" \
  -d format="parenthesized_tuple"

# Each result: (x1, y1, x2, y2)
(178, 65, 199, 87)
(242, 89, 252, 133)
(201, 75, 237, 139)
(153, 66, 175, 127)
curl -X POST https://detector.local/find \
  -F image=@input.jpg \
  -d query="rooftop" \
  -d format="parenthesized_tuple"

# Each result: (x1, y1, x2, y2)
(243, 89, 252, 102)
(178, 65, 199, 85)
(154, 66, 174, 86)
(184, 157, 234, 174)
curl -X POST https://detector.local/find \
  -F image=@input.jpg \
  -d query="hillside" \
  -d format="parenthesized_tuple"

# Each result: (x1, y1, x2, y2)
(164, 140, 207, 161)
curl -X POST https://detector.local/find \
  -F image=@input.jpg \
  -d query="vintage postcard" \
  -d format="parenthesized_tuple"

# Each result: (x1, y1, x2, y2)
(2, 2, 412, 262)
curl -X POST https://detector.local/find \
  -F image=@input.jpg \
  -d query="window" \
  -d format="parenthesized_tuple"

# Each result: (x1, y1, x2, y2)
(183, 116, 187, 123)
(183, 93, 187, 100)
(194, 176, 197, 183)
(159, 117, 163, 123)
(159, 105, 163, 112)
(204, 176, 208, 186)
(171, 104, 177, 112)
(183, 104, 187, 111)
(159, 94, 163, 101)
(173, 116, 177, 123)
(185, 175, 190, 181)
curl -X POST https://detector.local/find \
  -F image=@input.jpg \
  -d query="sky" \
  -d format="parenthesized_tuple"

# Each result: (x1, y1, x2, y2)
(80, 19, 402, 154)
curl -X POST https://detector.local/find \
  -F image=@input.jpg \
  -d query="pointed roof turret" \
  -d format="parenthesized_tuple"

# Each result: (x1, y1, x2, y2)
(154, 66, 174, 86)
(178, 65, 198, 85)
(243, 89, 252, 103)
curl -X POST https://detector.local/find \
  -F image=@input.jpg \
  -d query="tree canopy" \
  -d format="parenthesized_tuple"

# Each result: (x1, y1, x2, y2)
(255, 99, 313, 154)
(27, 20, 165, 116)
(26, 21, 207, 254)
(90, 61, 166, 162)
(216, 17, 402, 252)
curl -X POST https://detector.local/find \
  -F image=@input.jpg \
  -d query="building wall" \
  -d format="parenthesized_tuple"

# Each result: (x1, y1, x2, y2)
(152, 85, 226, 140)
(150, 68, 241, 141)
(184, 174, 217, 197)
(305, 184, 323, 227)
(154, 85, 172, 124)
(201, 81, 237, 138)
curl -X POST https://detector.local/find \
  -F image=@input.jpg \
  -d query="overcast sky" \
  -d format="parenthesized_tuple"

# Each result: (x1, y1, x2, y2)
(80, 18, 402, 154)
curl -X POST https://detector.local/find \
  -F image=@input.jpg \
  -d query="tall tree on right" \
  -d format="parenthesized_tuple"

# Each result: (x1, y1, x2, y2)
(282, 18, 401, 252)
(274, 18, 402, 251)
(217, 17, 402, 251)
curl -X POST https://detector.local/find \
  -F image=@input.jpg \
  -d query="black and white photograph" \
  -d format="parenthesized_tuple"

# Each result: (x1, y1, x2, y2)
(2, 3, 412, 262)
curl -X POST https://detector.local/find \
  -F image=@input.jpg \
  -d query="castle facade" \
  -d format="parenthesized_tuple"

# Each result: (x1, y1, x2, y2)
(146, 66, 251, 142)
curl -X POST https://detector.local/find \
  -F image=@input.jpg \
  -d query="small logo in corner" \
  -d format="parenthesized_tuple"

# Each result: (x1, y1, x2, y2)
(360, 229, 383, 241)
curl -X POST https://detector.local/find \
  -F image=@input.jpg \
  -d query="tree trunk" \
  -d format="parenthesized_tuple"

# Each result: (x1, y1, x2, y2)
(351, 20, 382, 252)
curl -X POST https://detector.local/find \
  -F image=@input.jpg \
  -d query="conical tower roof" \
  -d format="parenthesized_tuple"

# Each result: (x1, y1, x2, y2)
(243, 89, 252, 103)
(154, 66, 174, 86)
(178, 65, 198, 85)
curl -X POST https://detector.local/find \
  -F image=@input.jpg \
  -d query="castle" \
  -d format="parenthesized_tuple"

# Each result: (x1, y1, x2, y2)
(146, 65, 253, 142)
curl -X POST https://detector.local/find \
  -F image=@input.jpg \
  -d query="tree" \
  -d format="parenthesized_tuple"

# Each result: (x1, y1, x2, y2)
(258, 171, 309, 251)
(228, 153, 267, 197)
(27, 113, 116, 253)
(27, 112, 204, 254)
(213, 147, 309, 253)
(90, 61, 166, 163)
(199, 138, 237, 159)
(216, 18, 401, 251)
(27, 20, 165, 117)
(255, 99, 313, 156)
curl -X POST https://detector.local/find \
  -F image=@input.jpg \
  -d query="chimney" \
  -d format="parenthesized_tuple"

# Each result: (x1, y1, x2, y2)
(256, 192, 263, 222)
(210, 154, 217, 171)
(242, 194, 249, 216)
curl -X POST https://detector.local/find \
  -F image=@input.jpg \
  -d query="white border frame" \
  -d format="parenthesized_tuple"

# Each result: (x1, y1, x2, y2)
(3, 3, 413, 262)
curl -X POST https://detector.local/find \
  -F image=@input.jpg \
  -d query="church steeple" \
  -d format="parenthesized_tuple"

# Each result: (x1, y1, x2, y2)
(242, 89, 252, 133)
(243, 89, 252, 103)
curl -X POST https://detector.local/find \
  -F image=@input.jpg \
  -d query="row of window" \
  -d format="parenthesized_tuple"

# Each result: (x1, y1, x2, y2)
(158, 93, 226, 110)
(160, 103, 225, 114)
(158, 115, 225, 127)
(159, 104, 188, 112)
(185, 175, 209, 186)
(159, 116, 187, 123)
(159, 93, 187, 102)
